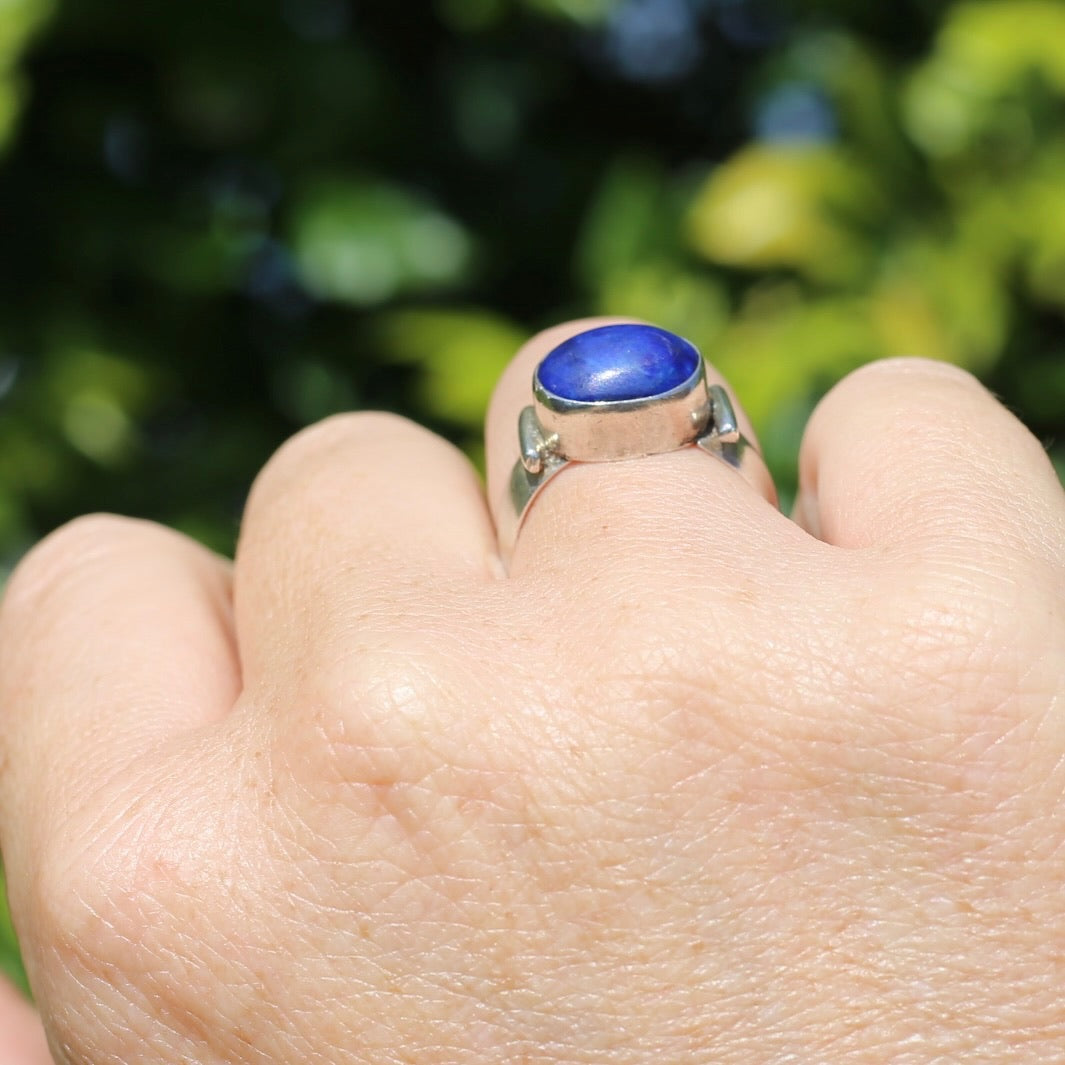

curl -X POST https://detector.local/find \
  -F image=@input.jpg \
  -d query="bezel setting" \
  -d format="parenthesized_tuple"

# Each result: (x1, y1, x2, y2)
(529, 359, 710, 465)
(501, 325, 769, 565)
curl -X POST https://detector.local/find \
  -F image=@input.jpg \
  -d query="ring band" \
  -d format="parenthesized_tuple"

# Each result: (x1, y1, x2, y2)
(498, 324, 771, 562)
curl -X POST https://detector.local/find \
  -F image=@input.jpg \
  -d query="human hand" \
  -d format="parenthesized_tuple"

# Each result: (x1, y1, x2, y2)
(1, 320, 1063, 1063)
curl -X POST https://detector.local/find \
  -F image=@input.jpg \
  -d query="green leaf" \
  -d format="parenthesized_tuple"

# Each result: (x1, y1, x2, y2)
(0, 868, 28, 995)
(686, 145, 882, 284)
(291, 179, 473, 307)
(373, 307, 524, 430)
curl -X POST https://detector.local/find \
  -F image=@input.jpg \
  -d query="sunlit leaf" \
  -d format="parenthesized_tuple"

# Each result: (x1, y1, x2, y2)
(0, 0, 54, 70)
(713, 284, 879, 427)
(939, 0, 1065, 93)
(595, 264, 729, 355)
(904, 0, 1065, 158)
(872, 238, 1008, 371)
(0, 0, 54, 152)
(374, 308, 524, 429)
(577, 155, 672, 291)
(44, 346, 160, 466)
(686, 145, 880, 283)
(0, 869, 28, 995)
(291, 179, 473, 307)
(1012, 148, 1065, 307)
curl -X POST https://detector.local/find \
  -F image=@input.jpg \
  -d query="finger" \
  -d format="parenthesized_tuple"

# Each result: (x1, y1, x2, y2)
(795, 358, 1065, 562)
(485, 318, 780, 577)
(0, 515, 238, 877)
(0, 974, 52, 1064)
(234, 411, 498, 685)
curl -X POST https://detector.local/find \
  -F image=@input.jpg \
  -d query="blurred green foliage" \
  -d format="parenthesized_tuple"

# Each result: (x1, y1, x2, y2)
(0, 869, 26, 992)
(1, 0, 1065, 996)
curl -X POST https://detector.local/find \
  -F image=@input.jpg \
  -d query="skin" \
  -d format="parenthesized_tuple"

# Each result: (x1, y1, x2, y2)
(0, 318, 1063, 1063)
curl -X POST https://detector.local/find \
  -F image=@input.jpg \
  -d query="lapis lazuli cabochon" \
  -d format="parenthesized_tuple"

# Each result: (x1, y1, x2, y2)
(536, 324, 701, 403)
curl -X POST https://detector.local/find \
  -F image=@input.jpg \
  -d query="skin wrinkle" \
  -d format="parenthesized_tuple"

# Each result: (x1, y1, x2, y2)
(46, 919, 197, 1065)
(83, 860, 305, 1063)
(36, 733, 299, 1063)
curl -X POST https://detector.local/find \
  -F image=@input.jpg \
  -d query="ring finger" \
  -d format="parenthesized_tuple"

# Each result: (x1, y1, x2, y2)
(485, 318, 783, 580)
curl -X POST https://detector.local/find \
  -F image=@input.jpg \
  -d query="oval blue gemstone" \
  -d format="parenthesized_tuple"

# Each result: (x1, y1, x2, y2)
(536, 324, 700, 403)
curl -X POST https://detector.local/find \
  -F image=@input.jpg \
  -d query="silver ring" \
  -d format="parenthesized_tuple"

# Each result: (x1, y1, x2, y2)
(499, 323, 771, 562)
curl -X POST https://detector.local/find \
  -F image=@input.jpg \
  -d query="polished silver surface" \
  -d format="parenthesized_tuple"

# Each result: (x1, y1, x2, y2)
(533, 361, 709, 462)
(499, 356, 772, 564)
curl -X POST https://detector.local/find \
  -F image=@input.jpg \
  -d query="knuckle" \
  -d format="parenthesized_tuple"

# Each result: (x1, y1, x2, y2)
(28, 844, 105, 976)
(0, 514, 174, 624)
(260, 622, 521, 840)
(248, 410, 431, 501)
(24, 768, 257, 1063)
(820, 357, 988, 434)
(4, 514, 131, 606)
(843, 355, 983, 392)
(28, 781, 189, 959)
(260, 641, 494, 873)
(240, 411, 460, 551)
(285, 639, 449, 785)
(24, 815, 143, 999)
